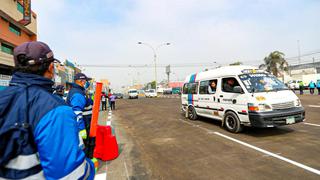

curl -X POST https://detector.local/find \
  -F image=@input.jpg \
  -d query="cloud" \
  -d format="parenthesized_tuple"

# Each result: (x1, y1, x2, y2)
(32, 0, 320, 90)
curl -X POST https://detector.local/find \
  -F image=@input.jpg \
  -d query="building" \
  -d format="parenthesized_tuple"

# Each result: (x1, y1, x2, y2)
(0, 0, 37, 89)
(287, 61, 320, 84)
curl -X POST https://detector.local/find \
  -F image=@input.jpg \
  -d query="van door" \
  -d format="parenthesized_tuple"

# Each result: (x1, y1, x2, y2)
(216, 77, 249, 122)
(197, 79, 220, 119)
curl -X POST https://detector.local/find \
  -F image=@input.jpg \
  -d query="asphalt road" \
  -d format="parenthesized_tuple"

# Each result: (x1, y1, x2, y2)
(105, 95, 320, 180)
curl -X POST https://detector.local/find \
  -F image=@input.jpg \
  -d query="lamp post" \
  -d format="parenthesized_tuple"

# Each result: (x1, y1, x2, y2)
(138, 42, 170, 92)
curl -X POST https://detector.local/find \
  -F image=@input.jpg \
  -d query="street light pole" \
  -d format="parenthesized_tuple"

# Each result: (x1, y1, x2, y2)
(138, 42, 170, 92)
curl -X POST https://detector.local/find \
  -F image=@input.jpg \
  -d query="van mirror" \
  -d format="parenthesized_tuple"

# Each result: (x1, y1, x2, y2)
(233, 86, 243, 94)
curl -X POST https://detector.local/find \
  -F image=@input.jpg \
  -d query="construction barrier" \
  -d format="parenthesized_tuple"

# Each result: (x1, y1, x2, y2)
(94, 125, 119, 161)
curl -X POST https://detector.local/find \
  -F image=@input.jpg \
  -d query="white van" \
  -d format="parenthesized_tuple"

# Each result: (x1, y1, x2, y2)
(145, 89, 157, 98)
(128, 89, 138, 99)
(181, 66, 305, 133)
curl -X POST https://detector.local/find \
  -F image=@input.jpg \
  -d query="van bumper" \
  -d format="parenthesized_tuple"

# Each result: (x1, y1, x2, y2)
(248, 107, 305, 128)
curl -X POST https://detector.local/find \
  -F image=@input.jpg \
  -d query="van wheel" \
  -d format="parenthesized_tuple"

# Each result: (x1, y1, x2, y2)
(224, 111, 243, 133)
(188, 106, 198, 121)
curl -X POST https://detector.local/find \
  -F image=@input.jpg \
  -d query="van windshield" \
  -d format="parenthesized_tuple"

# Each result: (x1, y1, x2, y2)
(239, 73, 288, 92)
(129, 90, 137, 93)
(149, 90, 155, 93)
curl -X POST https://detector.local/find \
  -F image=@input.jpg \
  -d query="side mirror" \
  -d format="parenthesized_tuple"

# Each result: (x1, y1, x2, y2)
(233, 86, 244, 94)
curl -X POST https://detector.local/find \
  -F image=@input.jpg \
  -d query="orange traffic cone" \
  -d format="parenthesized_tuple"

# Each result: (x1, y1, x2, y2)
(94, 125, 119, 161)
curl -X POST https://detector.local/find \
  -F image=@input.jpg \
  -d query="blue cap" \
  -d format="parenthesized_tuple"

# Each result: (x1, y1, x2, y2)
(74, 73, 92, 81)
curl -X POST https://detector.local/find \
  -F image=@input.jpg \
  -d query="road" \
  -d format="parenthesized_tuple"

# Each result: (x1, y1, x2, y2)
(103, 94, 320, 180)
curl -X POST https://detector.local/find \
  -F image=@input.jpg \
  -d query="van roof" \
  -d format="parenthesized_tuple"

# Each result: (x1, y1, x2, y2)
(184, 65, 263, 82)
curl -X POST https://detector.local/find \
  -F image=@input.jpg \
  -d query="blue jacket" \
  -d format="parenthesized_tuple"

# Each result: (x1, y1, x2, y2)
(66, 84, 87, 132)
(309, 81, 316, 88)
(0, 72, 94, 180)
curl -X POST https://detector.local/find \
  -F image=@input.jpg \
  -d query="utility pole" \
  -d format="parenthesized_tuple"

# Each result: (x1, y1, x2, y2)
(166, 65, 171, 87)
(297, 40, 301, 64)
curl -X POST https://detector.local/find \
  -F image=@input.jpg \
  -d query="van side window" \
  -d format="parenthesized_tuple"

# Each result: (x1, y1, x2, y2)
(208, 80, 217, 94)
(183, 83, 198, 94)
(183, 83, 188, 94)
(199, 81, 209, 94)
(189, 83, 198, 94)
(199, 80, 217, 94)
(222, 77, 241, 93)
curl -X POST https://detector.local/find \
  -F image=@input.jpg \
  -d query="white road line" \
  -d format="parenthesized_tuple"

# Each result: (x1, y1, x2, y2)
(214, 132, 320, 176)
(177, 118, 320, 176)
(308, 105, 320, 108)
(304, 122, 320, 127)
(123, 158, 130, 180)
(95, 173, 106, 180)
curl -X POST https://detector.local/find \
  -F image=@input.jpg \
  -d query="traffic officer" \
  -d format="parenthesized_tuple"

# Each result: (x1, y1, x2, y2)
(0, 41, 95, 179)
(66, 73, 92, 150)
(53, 84, 65, 99)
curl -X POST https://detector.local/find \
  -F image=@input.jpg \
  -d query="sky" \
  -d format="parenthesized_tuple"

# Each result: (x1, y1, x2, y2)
(32, 0, 320, 91)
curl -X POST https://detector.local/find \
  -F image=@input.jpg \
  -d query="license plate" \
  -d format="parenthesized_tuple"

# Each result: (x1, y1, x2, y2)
(286, 116, 295, 124)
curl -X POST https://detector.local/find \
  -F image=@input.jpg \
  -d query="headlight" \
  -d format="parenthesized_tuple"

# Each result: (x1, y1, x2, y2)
(248, 103, 272, 112)
(295, 99, 301, 107)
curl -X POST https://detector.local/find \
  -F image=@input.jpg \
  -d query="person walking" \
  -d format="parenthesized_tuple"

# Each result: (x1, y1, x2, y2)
(299, 81, 304, 95)
(0, 41, 94, 179)
(66, 73, 92, 148)
(309, 80, 316, 95)
(317, 80, 320, 95)
(101, 92, 107, 111)
(108, 89, 112, 110)
(110, 93, 116, 110)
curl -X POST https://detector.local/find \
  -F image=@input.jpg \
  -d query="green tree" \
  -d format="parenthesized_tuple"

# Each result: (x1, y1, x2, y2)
(150, 81, 156, 89)
(229, 61, 243, 66)
(259, 51, 288, 77)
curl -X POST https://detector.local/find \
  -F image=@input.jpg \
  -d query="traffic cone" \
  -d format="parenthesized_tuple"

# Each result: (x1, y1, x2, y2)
(94, 125, 119, 161)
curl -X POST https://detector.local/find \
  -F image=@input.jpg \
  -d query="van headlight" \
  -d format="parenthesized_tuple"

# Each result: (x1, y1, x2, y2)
(248, 103, 272, 112)
(295, 99, 301, 107)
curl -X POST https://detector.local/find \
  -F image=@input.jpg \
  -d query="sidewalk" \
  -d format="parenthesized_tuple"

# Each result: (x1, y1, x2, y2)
(95, 109, 151, 180)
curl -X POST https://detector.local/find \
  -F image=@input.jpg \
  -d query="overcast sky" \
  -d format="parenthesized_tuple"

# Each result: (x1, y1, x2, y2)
(32, 0, 320, 91)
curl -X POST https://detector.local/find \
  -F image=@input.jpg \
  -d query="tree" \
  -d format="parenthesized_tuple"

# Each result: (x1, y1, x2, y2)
(259, 51, 288, 77)
(229, 61, 243, 66)
(149, 81, 156, 89)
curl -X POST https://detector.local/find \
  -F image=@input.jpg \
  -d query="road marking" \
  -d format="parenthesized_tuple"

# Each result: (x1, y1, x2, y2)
(95, 173, 106, 180)
(123, 158, 130, 180)
(304, 122, 320, 127)
(178, 118, 320, 175)
(308, 105, 320, 108)
(214, 132, 320, 176)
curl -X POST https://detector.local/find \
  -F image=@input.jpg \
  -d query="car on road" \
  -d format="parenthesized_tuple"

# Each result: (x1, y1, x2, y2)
(287, 80, 302, 90)
(114, 93, 124, 99)
(181, 66, 305, 133)
(145, 89, 157, 98)
(128, 89, 138, 99)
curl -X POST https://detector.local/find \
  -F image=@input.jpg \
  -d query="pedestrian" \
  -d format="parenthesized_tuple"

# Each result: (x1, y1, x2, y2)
(110, 93, 116, 110)
(309, 80, 316, 95)
(299, 81, 304, 95)
(108, 89, 112, 109)
(317, 80, 320, 95)
(101, 92, 107, 111)
(66, 73, 93, 149)
(53, 84, 65, 99)
(0, 41, 95, 179)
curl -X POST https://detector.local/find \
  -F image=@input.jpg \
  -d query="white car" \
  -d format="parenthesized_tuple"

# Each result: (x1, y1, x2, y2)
(287, 80, 302, 90)
(128, 89, 138, 99)
(145, 89, 157, 98)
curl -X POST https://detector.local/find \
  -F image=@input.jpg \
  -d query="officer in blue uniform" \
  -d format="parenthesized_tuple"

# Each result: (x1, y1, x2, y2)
(0, 41, 95, 180)
(66, 73, 92, 152)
